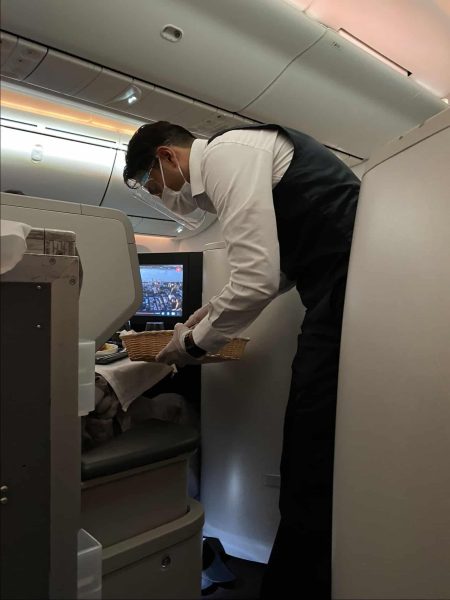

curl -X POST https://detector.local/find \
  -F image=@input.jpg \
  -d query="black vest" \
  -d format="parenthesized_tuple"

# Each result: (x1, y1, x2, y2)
(208, 124, 360, 307)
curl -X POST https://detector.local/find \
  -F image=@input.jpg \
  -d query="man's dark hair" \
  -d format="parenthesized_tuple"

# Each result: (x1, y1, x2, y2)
(123, 121, 195, 187)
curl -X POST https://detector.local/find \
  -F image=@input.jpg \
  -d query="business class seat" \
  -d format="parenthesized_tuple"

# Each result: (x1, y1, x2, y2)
(81, 419, 204, 600)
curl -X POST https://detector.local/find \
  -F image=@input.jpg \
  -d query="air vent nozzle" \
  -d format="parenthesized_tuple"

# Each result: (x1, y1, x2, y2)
(161, 25, 183, 43)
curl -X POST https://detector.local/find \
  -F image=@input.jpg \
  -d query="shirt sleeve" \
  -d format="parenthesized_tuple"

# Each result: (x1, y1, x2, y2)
(278, 272, 296, 296)
(192, 140, 280, 353)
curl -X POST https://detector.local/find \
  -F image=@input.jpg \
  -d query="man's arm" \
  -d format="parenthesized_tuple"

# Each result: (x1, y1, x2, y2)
(192, 139, 280, 353)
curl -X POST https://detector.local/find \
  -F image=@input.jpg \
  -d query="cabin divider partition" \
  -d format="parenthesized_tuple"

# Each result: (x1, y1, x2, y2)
(0, 250, 80, 599)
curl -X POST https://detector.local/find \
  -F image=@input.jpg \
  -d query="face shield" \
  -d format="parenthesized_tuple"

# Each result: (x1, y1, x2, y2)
(127, 161, 207, 231)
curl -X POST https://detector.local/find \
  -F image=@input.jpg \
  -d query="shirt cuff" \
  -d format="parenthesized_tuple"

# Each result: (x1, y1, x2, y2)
(192, 317, 231, 354)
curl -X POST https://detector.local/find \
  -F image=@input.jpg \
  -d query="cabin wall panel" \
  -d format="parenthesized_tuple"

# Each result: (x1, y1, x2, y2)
(25, 50, 101, 95)
(0, 126, 114, 205)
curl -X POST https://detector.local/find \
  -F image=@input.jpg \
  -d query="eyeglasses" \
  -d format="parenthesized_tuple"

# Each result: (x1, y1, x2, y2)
(126, 160, 163, 197)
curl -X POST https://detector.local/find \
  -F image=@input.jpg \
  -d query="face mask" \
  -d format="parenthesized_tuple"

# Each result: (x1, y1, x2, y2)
(133, 156, 210, 231)
(159, 157, 198, 216)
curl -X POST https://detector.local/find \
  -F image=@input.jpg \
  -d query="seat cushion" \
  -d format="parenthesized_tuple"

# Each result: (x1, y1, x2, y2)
(81, 419, 199, 481)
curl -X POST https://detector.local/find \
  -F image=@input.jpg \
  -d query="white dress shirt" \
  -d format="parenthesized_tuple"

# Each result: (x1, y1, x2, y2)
(189, 128, 295, 353)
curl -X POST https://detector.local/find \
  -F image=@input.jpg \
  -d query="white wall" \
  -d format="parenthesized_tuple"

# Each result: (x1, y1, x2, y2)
(333, 109, 450, 599)
(134, 234, 179, 253)
(200, 246, 304, 562)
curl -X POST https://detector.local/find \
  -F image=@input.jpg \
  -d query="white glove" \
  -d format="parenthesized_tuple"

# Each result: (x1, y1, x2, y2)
(155, 322, 204, 367)
(184, 304, 210, 328)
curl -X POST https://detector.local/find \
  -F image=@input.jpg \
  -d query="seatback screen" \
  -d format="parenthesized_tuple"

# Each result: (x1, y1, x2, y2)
(136, 264, 183, 317)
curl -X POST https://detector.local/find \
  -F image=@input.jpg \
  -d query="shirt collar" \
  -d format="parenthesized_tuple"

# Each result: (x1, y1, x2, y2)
(189, 138, 208, 196)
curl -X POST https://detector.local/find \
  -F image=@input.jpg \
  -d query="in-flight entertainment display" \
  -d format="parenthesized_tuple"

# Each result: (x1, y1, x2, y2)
(137, 264, 183, 317)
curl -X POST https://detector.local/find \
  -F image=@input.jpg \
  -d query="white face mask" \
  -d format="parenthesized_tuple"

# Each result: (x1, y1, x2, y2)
(133, 155, 211, 231)
(159, 157, 198, 216)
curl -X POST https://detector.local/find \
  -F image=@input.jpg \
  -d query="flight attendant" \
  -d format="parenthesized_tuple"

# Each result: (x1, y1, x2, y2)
(123, 121, 360, 598)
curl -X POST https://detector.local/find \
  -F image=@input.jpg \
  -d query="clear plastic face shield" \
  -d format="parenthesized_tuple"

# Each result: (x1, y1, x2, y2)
(126, 158, 208, 231)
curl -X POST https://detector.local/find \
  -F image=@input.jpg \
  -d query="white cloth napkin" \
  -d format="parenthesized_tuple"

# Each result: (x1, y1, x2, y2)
(0, 220, 32, 275)
(95, 357, 173, 412)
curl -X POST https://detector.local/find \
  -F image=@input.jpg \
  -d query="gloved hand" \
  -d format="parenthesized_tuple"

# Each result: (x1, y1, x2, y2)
(184, 304, 209, 328)
(155, 322, 204, 367)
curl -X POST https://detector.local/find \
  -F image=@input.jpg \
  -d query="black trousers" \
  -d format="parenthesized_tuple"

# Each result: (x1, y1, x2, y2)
(260, 273, 347, 599)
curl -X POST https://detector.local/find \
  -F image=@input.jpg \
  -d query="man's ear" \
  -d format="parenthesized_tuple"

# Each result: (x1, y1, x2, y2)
(156, 146, 177, 166)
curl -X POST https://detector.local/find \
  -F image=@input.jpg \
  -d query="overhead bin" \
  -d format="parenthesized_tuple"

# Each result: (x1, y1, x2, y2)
(2, 2, 446, 158)
(25, 49, 101, 95)
(0, 125, 115, 205)
(75, 68, 133, 104)
(192, 111, 257, 137)
(1, 35, 47, 80)
(159, 99, 238, 136)
(0, 0, 326, 112)
(108, 80, 195, 121)
(331, 149, 363, 169)
(113, 82, 257, 136)
(242, 29, 444, 157)
(0, 31, 17, 66)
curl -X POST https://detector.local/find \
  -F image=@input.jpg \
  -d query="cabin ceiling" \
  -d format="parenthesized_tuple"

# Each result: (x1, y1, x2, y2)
(1, 0, 447, 158)
(285, 0, 450, 101)
(1, 0, 322, 112)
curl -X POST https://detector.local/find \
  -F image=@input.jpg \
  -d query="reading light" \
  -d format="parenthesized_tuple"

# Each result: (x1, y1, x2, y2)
(442, 98, 449, 104)
(111, 85, 142, 105)
(176, 226, 184, 234)
(338, 29, 410, 76)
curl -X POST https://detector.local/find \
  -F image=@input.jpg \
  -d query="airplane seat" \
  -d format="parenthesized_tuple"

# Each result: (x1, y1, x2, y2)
(81, 419, 204, 599)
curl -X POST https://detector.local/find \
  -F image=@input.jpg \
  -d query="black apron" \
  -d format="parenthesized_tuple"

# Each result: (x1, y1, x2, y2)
(208, 125, 360, 598)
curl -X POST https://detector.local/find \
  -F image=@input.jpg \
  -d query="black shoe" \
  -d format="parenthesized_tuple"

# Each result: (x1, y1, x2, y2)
(202, 537, 236, 585)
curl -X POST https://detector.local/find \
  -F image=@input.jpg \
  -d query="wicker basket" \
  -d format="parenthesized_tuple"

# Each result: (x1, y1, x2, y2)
(121, 330, 249, 363)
